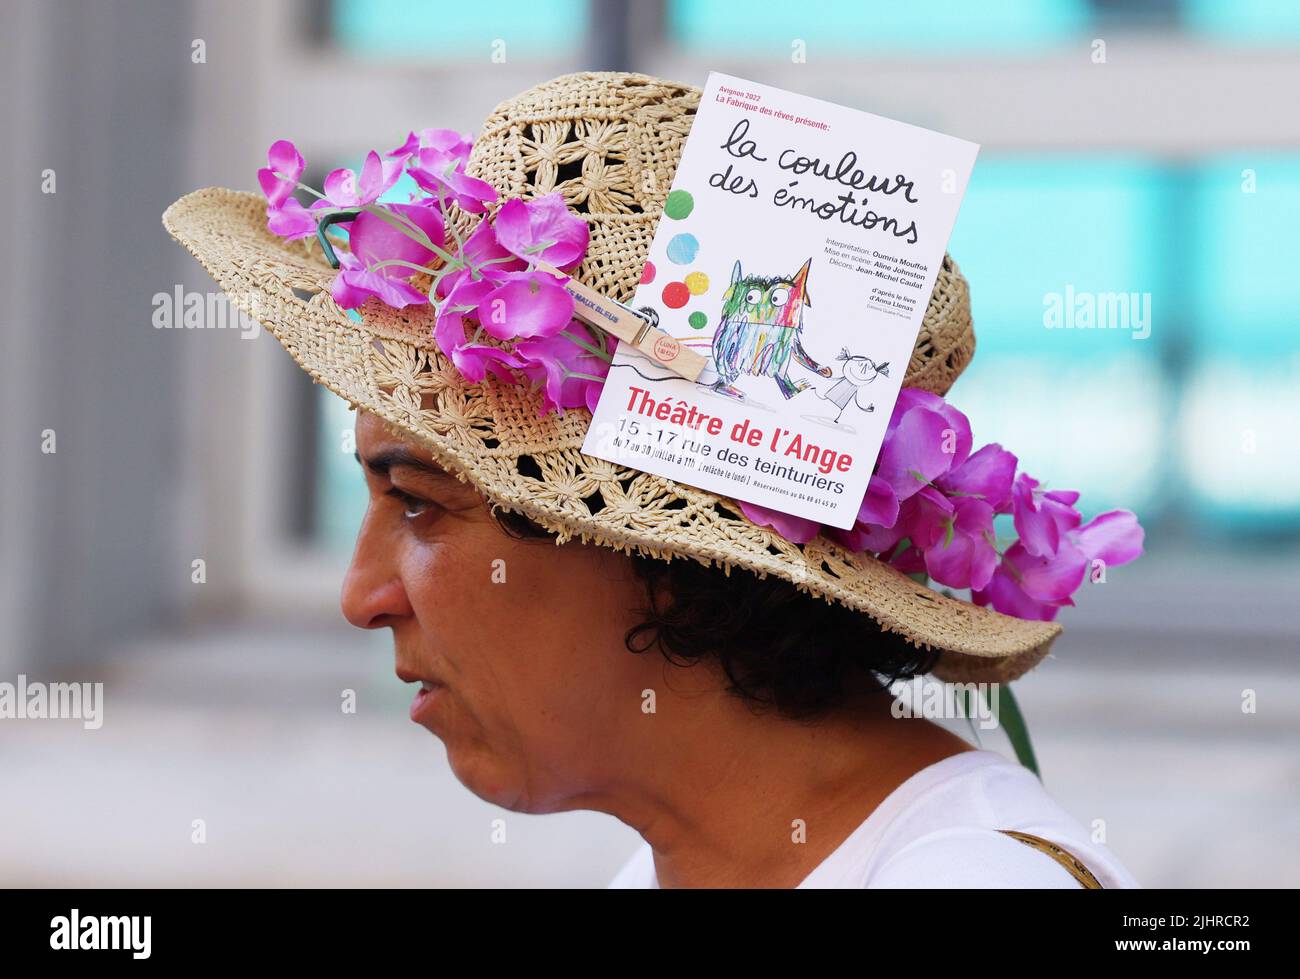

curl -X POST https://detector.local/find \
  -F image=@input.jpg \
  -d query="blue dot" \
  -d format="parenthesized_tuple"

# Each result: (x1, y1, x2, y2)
(666, 233, 699, 265)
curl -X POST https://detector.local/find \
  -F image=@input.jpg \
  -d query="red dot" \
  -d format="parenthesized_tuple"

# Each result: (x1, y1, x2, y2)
(640, 261, 656, 285)
(662, 281, 689, 309)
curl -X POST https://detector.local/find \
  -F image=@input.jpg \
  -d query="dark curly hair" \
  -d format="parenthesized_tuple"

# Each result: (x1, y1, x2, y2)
(490, 506, 937, 721)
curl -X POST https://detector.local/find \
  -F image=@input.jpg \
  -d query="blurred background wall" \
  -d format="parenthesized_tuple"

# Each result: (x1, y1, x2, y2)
(1, 0, 1296, 886)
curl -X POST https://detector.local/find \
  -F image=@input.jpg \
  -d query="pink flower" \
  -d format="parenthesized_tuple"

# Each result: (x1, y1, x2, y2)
(435, 218, 525, 298)
(922, 497, 999, 591)
(935, 442, 1018, 512)
(1012, 473, 1083, 558)
(1075, 509, 1145, 566)
(973, 539, 1087, 621)
(899, 485, 954, 551)
(265, 197, 317, 240)
(388, 128, 472, 168)
(493, 194, 590, 270)
(257, 139, 304, 208)
(450, 343, 524, 385)
(318, 151, 403, 209)
(433, 277, 494, 359)
(408, 147, 497, 214)
(514, 328, 616, 415)
(348, 203, 445, 279)
(477, 270, 575, 341)
(330, 250, 427, 310)
(972, 509, 1143, 620)
(875, 391, 973, 507)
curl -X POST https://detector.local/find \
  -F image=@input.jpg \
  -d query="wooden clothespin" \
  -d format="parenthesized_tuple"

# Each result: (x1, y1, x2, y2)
(536, 261, 709, 383)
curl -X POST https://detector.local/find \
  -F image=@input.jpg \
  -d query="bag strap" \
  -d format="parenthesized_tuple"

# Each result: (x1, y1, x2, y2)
(999, 830, 1103, 889)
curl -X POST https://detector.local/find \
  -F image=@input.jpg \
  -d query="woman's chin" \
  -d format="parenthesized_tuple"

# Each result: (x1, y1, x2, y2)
(446, 747, 526, 811)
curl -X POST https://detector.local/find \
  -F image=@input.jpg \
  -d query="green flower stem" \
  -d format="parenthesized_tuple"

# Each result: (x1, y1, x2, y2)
(369, 258, 443, 276)
(360, 204, 459, 266)
(560, 331, 613, 362)
(982, 684, 1040, 778)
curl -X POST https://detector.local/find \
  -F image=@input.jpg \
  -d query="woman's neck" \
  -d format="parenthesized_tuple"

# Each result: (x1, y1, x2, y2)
(595, 686, 976, 888)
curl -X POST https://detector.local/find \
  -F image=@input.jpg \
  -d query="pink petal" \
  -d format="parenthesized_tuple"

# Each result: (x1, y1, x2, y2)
(1074, 509, 1145, 566)
(349, 204, 445, 278)
(883, 388, 971, 469)
(478, 271, 575, 341)
(258, 168, 296, 208)
(900, 485, 954, 550)
(354, 150, 403, 205)
(857, 474, 900, 528)
(459, 218, 524, 285)
(1002, 539, 1087, 603)
(267, 139, 304, 183)
(829, 520, 905, 555)
(434, 277, 494, 357)
(265, 199, 317, 240)
(1012, 473, 1059, 557)
(451, 343, 524, 384)
(323, 167, 359, 206)
(922, 498, 997, 591)
(513, 329, 611, 413)
(737, 501, 822, 544)
(493, 194, 590, 270)
(877, 406, 958, 503)
(936, 442, 1018, 512)
(973, 566, 1068, 622)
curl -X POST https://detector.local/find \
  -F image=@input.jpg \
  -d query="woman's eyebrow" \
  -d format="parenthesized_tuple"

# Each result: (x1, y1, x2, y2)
(355, 448, 456, 482)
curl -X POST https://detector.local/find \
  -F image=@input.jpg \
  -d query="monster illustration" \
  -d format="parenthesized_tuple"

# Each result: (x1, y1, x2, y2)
(708, 258, 831, 401)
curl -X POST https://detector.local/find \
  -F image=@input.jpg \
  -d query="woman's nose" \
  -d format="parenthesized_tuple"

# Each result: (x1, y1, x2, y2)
(340, 529, 414, 630)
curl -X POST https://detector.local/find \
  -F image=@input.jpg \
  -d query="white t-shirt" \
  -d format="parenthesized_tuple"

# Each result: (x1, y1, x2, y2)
(607, 749, 1138, 888)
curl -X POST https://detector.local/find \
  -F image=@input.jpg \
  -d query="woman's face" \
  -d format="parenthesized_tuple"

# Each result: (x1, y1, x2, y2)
(341, 411, 665, 813)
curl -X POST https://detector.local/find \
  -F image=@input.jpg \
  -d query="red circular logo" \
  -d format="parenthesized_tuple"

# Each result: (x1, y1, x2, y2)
(653, 336, 679, 362)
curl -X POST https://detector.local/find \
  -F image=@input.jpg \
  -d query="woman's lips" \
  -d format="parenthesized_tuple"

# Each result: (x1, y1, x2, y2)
(409, 679, 446, 726)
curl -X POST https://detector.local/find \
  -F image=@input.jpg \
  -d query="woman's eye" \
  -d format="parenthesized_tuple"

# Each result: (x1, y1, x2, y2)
(744, 288, 762, 305)
(769, 287, 790, 307)
(387, 488, 435, 519)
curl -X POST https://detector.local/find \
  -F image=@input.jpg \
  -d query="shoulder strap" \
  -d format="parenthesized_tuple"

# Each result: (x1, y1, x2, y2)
(999, 830, 1103, 889)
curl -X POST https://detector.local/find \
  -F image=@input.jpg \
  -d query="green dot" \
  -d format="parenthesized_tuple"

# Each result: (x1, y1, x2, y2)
(688, 311, 707, 330)
(665, 190, 694, 220)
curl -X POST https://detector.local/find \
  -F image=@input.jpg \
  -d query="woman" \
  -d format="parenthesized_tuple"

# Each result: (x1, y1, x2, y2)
(164, 72, 1140, 888)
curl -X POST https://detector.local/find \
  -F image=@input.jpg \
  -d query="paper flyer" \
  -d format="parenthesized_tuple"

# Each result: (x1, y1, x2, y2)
(581, 71, 980, 529)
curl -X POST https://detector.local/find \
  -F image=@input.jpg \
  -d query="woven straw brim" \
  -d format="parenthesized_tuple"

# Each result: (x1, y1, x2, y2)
(161, 73, 1061, 684)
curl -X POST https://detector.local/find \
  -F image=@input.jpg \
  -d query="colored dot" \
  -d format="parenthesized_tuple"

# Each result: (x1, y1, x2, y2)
(662, 281, 690, 309)
(666, 233, 699, 265)
(664, 190, 694, 220)
(688, 311, 708, 330)
(640, 260, 656, 285)
(684, 271, 710, 296)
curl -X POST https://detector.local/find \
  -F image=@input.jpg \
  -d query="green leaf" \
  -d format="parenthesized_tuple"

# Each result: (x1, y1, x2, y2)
(983, 684, 1040, 778)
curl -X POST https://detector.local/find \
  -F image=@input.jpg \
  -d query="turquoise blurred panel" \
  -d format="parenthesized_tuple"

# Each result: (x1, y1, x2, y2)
(947, 157, 1168, 360)
(316, 387, 369, 555)
(948, 352, 1166, 522)
(1188, 155, 1300, 353)
(1180, 356, 1300, 532)
(1185, 0, 1300, 41)
(332, 0, 586, 58)
(669, 0, 1089, 53)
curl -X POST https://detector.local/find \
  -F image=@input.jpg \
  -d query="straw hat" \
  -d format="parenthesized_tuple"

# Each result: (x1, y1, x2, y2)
(162, 71, 1061, 684)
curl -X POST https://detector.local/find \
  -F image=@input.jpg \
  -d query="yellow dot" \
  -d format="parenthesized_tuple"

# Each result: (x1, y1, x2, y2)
(685, 271, 710, 296)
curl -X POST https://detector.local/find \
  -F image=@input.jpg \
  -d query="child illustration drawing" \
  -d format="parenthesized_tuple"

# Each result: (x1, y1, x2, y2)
(708, 258, 832, 402)
(814, 349, 890, 424)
